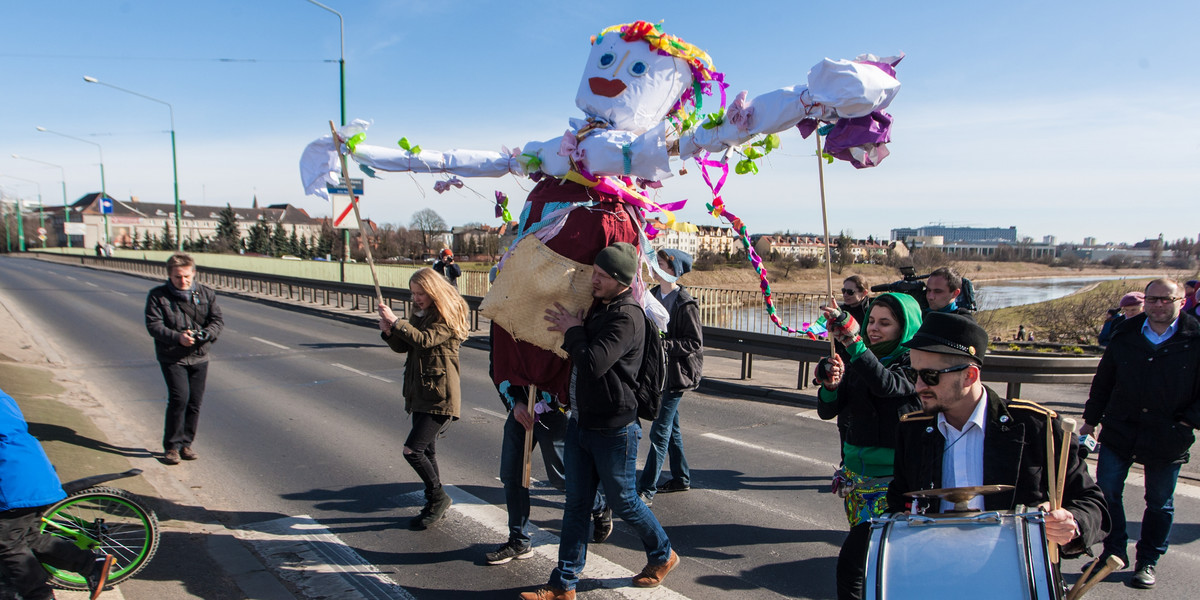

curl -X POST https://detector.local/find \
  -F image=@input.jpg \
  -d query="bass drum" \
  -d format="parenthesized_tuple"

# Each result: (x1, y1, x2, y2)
(864, 511, 1060, 600)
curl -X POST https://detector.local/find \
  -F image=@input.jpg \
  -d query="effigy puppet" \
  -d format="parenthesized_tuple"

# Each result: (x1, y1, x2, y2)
(300, 20, 901, 409)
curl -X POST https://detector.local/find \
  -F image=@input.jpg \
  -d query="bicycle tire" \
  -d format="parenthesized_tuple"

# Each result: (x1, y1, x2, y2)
(39, 486, 160, 590)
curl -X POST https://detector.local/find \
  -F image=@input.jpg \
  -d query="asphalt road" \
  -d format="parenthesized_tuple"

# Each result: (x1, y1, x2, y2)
(2, 254, 1198, 600)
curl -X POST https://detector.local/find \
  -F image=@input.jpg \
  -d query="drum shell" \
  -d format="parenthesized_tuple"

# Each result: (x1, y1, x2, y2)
(864, 511, 1060, 600)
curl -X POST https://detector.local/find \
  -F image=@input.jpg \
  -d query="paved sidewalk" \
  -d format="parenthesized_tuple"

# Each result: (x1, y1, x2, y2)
(0, 290, 295, 600)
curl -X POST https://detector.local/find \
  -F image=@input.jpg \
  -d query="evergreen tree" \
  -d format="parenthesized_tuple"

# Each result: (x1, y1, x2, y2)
(247, 217, 271, 254)
(298, 234, 311, 259)
(288, 226, 301, 257)
(214, 204, 241, 253)
(141, 230, 153, 249)
(317, 220, 335, 258)
(270, 223, 289, 256)
(159, 221, 174, 250)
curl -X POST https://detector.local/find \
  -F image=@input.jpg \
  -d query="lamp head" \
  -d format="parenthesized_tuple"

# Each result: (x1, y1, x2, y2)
(83, 76, 99, 83)
(36, 126, 47, 132)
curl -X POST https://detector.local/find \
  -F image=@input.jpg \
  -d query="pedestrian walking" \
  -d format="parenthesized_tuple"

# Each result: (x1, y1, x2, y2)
(378, 267, 470, 530)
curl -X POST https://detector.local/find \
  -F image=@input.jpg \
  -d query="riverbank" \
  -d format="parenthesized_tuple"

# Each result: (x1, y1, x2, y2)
(977, 278, 1161, 343)
(678, 261, 1173, 294)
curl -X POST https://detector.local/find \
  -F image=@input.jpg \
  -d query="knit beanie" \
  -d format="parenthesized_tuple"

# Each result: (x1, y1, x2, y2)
(595, 242, 638, 287)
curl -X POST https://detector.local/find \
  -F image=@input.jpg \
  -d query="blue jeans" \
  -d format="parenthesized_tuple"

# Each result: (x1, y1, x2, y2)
(1095, 444, 1181, 565)
(637, 390, 690, 499)
(549, 419, 672, 591)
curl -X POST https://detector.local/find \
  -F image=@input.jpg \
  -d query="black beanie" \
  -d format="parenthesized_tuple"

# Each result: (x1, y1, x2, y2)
(594, 242, 638, 287)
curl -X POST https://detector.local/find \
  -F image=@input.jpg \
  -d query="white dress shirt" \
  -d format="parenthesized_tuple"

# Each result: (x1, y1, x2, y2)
(937, 389, 989, 512)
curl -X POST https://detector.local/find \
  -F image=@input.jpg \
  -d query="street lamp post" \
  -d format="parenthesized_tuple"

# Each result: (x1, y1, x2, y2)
(37, 126, 108, 248)
(1, 176, 41, 251)
(83, 76, 181, 251)
(305, 0, 353, 275)
(11, 155, 65, 247)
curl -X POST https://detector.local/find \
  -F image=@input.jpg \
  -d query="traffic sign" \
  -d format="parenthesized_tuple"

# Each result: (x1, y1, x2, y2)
(37, 227, 46, 235)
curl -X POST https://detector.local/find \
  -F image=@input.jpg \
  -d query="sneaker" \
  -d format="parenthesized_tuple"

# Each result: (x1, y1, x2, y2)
(657, 479, 691, 493)
(1131, 562, 1156, 589)
(162, 449, 181, 465)
(485, 539, 533, 565)
(180, 446, 199, 460)
(639, 492, 654, 507)
(518, 586, 575, 600)
(410, 487, 452, 530)
(87, 554, 115, 600)
(632, 550, 680, 588)
(592, 508, 613, 544)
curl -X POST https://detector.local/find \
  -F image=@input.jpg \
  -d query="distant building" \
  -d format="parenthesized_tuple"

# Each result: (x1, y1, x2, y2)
(891, 225, 1018, 243)
(1082, 236, 1097, 246)
(695, 225, 738, 256)
(45, 193, 322, 249)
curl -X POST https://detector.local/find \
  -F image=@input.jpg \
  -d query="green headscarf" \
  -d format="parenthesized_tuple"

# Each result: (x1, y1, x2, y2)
(862, 293, 923, 364)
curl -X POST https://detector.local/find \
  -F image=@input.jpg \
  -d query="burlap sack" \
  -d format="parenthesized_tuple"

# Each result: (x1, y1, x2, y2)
(480, 236, 594, 358)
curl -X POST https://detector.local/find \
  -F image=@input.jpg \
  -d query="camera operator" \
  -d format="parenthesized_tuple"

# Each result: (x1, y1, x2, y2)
(145, 253, 223, 465)
(433, 248, 462, 288)
(925, 267, 973, 317)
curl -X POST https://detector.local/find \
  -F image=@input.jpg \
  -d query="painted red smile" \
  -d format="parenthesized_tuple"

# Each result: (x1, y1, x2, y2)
(588, 77, 627, 97)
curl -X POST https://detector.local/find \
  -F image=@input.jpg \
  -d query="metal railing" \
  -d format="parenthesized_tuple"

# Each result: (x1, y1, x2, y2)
(34, 252, 1098, 398)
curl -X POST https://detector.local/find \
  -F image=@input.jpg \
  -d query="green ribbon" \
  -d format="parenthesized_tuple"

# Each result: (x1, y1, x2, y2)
(345, 132, 366, 154)
(397, 137, 422, 155)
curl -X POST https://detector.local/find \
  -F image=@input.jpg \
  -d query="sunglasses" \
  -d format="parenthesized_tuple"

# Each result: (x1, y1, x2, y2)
(901, 363, 974, 386)
(841, 288, 859, 295)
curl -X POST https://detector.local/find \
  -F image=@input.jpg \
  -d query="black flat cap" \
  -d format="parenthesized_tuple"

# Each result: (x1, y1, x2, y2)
(903, 312, 988, 364)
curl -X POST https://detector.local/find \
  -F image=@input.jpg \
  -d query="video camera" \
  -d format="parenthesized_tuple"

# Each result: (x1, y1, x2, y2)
(871, 266, 977, 313)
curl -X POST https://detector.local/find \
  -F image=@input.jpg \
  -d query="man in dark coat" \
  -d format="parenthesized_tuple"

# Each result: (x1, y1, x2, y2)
(144, 253, 223, 465)
(888, 313, 1108, 557)
(1080, 278, 1200, 588)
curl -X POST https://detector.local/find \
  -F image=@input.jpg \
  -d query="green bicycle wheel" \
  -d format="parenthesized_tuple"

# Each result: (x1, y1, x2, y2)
(40, 486, 160, 590)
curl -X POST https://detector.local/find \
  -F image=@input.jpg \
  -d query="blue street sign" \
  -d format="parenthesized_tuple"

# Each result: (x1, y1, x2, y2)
(99, 197, 113, 214)
(326, 178, 364, 196)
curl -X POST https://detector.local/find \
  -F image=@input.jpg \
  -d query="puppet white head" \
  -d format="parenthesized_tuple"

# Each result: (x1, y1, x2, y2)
(575, 22, 716, 135)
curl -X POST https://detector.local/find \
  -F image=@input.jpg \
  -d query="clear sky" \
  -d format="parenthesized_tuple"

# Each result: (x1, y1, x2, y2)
(3, 1, 1197, 245)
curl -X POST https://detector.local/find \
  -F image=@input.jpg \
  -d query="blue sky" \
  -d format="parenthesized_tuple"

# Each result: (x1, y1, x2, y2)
(2, 0, 1197, 245)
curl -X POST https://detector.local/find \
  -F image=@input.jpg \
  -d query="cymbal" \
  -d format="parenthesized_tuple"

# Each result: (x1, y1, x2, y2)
(905, 485, 1015, 512)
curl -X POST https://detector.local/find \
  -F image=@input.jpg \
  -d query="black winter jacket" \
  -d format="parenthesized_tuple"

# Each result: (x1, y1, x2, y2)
(817, 349, 918, 449)
(562, 289, 642, 429)
(1083, 312, 1200, 465)
(144, 283, 223, 365)
(651, 285, 703, 392)
(888, 388, 1110, 558)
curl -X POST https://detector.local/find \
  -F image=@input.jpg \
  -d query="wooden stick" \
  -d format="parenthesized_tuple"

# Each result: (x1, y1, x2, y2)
(1046, 413, 1059, 563)
(328, 121, 383, 305)
(813, 133, 835, 357)
(1067, 555, 1124, 600)
(1057, 418, 1078, 510)
(1067, 555, 1102, 600)
(521, 385, 538, 488)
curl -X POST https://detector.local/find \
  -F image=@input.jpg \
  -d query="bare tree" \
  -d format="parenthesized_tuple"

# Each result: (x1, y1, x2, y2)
(409, 208, 447, 258)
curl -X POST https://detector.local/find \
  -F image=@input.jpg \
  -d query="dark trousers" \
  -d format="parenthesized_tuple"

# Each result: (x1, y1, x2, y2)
(160, 361, 208, 452)
(1095, 444, 1181, 565)
(405, 412, 451, 493)
(837, 522, 871, 600)
(0, 507, 95, 600)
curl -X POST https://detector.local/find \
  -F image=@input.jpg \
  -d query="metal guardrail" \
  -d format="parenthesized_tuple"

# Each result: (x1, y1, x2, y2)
(36, 253, 1099, 398)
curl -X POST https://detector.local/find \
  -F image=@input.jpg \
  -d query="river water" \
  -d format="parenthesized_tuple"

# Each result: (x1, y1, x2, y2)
(972, 275, 1140, 311)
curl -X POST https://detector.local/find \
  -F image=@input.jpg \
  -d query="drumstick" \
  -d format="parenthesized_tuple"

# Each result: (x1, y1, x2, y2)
(1056, 418, 1078, 511)
(521, 385, 538, 488)
(1067, 555, 1125, 600)
(1067, 556, 1101, 600)
(1045, 414, 1059, 563)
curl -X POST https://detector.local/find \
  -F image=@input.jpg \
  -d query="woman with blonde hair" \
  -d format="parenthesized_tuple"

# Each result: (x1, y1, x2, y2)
(378, 267, 471, 530)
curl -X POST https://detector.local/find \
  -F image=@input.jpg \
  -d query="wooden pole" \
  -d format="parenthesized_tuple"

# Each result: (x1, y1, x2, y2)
(1067, 555, 1125, 600)
(329, 121, 383, 305)
(1046, 414, 1060, 563)
(814, 133, 835, 357)
(1057, 418, 1078, 507)
(522, 385, 538, 488)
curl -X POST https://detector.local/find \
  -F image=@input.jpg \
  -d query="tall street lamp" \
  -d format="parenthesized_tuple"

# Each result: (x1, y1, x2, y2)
(37, 126, 108, 248)
(0, 175, 41, 251)
(83, 76, 181, 251)
(305, 0, 351, 270)
(11, 155, 64, 247)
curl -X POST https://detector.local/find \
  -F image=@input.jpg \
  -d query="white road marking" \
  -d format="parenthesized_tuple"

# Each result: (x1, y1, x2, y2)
(702, 432, 838, 471)
(85, 281, 99, 287)
(235, 515, 417, 600)
(251, 336, 290, 350)
(795, 409, 829, 422)
(473, 406, 508, 419)
(330, 362, 395, 384)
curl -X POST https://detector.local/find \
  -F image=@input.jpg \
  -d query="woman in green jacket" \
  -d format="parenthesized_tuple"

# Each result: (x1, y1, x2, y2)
(378, 267, 470, 530)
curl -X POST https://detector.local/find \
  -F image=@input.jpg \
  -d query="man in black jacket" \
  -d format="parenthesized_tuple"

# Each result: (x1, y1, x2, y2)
(1081, 278, 1200, 589)
(888, 313, 1108, 557)
(523, 242, 677, 600)
(144, 253, 223, 465)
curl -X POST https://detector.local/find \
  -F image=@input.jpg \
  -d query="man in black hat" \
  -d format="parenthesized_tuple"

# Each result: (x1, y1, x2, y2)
(886, 313, 1108, 555)
(525, 242, 677, 600)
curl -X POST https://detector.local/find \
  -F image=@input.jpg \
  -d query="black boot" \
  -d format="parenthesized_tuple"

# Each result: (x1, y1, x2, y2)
(411, 487, 452, 530)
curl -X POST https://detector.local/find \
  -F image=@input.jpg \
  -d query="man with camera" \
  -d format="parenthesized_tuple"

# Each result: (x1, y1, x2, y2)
(924, 267, 973, 316)
(433, 248, 462, 288)
(145, 253, 223, 465)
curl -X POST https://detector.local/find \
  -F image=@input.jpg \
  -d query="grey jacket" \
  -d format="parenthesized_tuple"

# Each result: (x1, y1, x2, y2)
(145, 282, 223, 365)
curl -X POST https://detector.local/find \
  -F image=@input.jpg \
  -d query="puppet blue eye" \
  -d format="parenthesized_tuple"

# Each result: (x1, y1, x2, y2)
(628, 61, 648, 77)
(598, 52, 616, 68)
